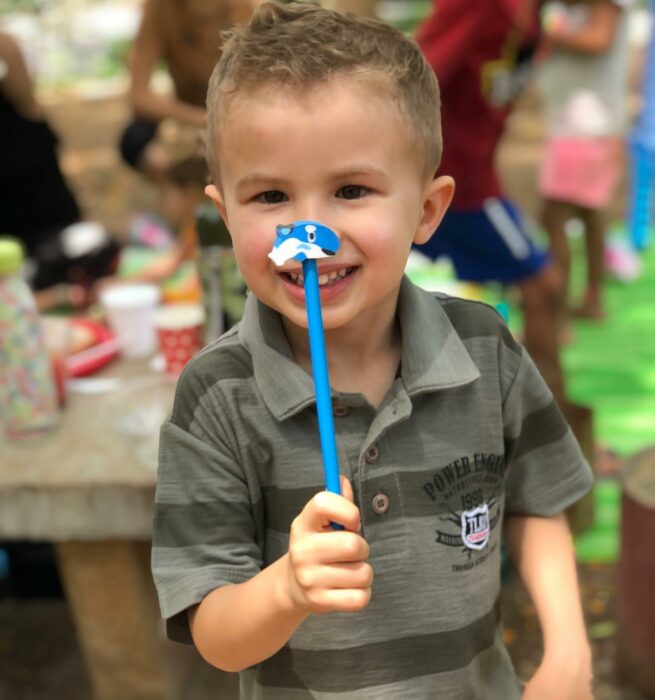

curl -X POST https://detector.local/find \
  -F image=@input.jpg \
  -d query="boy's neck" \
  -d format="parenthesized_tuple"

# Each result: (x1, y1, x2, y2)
(282, 313, 402, 409)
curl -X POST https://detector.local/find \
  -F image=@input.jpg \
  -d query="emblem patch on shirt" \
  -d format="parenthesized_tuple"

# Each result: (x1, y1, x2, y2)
(461, 504, 490, 550)
(422, 453, 504, 565)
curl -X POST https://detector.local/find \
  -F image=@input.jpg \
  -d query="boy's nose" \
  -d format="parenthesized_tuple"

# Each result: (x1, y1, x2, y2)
(291, 199, 330, 227)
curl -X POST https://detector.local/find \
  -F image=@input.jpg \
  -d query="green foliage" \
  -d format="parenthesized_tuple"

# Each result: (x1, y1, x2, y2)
(3, 0, 50, 12)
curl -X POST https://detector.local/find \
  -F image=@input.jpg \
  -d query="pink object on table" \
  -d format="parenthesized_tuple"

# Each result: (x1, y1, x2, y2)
(154, 304, 205, 376)
(66, 319, 120, 377)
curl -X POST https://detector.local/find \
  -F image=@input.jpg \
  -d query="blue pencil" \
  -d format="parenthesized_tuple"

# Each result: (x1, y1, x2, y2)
(268, 221, 342, 496)
(303, 258, 341, 495)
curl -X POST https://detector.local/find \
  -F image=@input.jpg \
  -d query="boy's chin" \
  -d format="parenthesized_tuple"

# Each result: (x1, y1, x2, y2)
(279, 312, 310, 338)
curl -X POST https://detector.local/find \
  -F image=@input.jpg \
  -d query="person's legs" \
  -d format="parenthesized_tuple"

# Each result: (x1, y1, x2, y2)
(417, 199, 567, 404)
(540, 197, 578, 340)
(574, 206, 606, 319)
(519, 260, 566, 406)
(539, 135, 621, 322)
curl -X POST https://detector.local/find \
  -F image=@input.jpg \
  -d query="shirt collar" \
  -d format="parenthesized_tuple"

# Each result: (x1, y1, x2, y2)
(238, 276, 480, 421)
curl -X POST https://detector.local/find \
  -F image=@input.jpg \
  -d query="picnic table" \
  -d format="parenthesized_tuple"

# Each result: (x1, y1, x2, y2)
(0, 359, 182, 700)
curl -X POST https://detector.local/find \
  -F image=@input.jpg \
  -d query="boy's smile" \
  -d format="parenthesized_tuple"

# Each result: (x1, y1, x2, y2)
(206, 77, 453, 342)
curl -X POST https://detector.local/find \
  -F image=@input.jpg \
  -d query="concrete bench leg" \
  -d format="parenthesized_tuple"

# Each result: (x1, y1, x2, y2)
(55, 540, 173, 700)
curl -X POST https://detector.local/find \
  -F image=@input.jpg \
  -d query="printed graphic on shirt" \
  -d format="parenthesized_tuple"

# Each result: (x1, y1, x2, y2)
(422, 453, 504, 565)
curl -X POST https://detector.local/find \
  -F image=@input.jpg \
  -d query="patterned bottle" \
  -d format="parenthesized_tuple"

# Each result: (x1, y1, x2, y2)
(0, 238, 59, 440)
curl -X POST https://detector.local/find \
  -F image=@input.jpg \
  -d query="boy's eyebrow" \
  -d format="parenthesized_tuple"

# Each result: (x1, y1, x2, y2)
(235, 166, 388, 191)
(327, 166, 389, 182)
(235, 173, 289, 191)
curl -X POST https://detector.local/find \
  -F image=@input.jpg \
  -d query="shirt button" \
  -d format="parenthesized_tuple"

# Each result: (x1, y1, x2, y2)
(371, 492, 390, 515)
(365, 445, 380, 463)
(333, 403, 351, 417)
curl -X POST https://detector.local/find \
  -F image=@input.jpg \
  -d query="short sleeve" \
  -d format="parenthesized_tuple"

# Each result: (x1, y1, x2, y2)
(152, 373, 263, 644)
(502, 348, 594, 516)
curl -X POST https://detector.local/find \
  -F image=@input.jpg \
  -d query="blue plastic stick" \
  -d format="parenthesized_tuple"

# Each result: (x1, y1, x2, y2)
(628, 0, 655, 250)
(268, 221, 342, 501)
(303, 258, 341, 496)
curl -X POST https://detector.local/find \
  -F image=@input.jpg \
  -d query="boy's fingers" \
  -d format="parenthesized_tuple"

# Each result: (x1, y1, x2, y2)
(309, 587, 372, 614)
(298, 490, 361, 533)
(339, 475, 354, 503)
(303, 561, 374, 591)
(304, 530, 369, 563)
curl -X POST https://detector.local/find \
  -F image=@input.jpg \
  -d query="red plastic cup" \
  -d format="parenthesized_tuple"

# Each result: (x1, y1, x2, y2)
(154, 304, 205, 376)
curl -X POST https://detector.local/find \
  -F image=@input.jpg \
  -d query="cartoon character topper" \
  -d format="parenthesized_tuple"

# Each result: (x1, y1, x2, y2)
(268, 221, 340, 266)
(268, 221, 342, 502)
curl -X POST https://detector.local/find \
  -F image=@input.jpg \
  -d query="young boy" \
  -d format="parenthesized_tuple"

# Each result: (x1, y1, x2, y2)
(152, 4, 594, 698)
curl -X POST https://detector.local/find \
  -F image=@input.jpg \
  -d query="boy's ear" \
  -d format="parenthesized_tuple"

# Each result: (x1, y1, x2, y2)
(414, 175, 455, 245)
(205, 184, 229, 225)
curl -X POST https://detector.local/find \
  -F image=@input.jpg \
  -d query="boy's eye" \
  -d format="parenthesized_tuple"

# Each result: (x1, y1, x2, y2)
(336, 185, 368, 200)
(256, 190, 288, 204)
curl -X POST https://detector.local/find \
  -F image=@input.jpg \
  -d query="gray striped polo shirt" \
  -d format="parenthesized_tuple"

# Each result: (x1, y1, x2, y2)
(153, 276, 593, 699)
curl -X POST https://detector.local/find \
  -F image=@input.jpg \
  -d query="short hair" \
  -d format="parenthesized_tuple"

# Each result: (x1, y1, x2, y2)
(206, 1, 442, 181)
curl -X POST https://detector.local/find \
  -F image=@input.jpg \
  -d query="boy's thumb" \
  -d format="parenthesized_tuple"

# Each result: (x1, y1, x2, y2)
(340, 475, 354, 503)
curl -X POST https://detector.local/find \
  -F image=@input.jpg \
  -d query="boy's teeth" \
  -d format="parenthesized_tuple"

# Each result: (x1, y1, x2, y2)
(287, 266, 352, 286)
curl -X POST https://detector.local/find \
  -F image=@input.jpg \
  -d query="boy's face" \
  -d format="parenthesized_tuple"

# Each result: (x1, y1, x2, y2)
(206, 78, 453, 335)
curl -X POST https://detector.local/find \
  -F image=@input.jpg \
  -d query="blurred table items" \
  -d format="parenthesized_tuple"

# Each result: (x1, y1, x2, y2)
(43, 316, 120, 380)
(153, 303, 205, 376)
(104, 374, 177, 470)
(99, 283, 160, 358)
(0, 238, 59, 440)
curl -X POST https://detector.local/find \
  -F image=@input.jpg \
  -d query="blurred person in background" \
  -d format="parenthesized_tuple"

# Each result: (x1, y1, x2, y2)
(413, 0, 568, 407)
(119, 0, 260, 180)
(99, 153, 208, 297)
(123, 154, 209, 285)
(0, 29, 119, 312)
(538, 0, 634, 324)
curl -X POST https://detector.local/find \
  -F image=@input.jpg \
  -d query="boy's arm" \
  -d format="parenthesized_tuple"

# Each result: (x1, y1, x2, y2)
(545, 0, 621, 54)
(189, 478, 372, 672)
(188, 554, 308, 672)
(504, 513, 592, 700)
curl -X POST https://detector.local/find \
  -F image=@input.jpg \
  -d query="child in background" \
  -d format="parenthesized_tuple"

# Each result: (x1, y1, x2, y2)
(538, 0, 633, 321)
(152, 4, 594, 698)
(101, 154, 208, 296)
(131, 154, 207, 284)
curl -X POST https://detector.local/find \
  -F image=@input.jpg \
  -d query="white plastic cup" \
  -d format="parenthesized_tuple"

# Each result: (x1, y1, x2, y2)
(100, 284, 161, 358)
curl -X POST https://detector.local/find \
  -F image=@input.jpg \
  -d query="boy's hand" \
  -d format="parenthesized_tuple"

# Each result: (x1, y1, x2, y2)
(523, 646, 593, 700)
(286, 476, 373, 615)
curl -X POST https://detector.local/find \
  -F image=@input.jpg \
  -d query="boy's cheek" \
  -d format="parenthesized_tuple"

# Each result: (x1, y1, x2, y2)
(232, 234, 274, 273)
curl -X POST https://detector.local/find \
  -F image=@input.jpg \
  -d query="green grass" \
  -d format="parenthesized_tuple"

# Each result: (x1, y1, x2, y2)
(563, 229, 655, 458)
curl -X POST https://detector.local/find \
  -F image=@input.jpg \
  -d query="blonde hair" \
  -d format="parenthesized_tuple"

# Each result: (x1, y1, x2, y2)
(206, 1, 442, 180)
